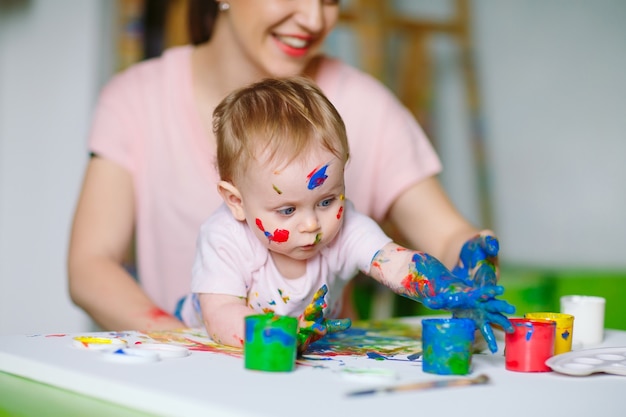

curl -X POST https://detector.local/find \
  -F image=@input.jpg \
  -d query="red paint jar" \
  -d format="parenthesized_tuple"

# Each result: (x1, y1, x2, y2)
(505, 318, 555, 372)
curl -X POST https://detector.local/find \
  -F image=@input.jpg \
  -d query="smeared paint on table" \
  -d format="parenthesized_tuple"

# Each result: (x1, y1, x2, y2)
(138, 318, 423, 367)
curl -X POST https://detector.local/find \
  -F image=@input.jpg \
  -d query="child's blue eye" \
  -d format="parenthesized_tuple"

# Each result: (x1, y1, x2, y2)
(319, 198, 335, 207)
(278, 207, 295, 216)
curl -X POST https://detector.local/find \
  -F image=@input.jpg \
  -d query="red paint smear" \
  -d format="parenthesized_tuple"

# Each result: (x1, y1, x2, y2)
(45, 334, 67, 338)
(271, 229, 289, 242)
(306, 166, 320, 180)
(147, 307, 171, 321)
(336, 206, 343, 220)
(401, 274, 436, 297)
(255, 218, 265, 232)
(401, 274, 415, 292)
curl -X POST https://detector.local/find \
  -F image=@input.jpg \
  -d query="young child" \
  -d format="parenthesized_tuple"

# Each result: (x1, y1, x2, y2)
(179, 77, 514, 353)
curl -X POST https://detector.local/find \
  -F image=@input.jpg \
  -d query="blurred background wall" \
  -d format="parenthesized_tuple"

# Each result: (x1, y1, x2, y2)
(1, 0, 624, 334)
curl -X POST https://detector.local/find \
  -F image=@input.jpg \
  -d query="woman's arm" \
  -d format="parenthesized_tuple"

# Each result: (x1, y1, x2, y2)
(68, 157, 184, 330)
(387, 176, 493, 270)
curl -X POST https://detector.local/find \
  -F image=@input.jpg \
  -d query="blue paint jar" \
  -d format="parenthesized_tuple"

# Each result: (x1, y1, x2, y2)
(422, 318, 476, 375)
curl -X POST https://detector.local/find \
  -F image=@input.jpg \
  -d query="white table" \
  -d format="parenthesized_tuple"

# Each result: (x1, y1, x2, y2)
(0, 318, 624, 417)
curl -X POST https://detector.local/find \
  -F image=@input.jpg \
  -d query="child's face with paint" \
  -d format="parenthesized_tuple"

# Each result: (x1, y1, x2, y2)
(236, 147, 346, 262)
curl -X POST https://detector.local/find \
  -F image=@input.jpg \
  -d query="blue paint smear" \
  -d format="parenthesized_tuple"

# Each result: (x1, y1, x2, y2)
(307, 165, 328, 190)
(366, 352, 386, 360)
(261, 328, 296, 346)
(524, 322, 534, 341)
(422, 318, 475, 374)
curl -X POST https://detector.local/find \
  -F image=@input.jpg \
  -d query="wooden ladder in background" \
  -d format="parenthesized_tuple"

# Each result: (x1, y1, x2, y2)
(338, 0, 493, 319)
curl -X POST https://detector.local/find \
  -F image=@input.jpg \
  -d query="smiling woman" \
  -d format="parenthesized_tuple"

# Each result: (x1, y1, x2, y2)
(68, 0, 497, 338)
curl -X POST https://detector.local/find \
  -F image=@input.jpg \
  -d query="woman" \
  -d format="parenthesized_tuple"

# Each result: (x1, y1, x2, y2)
(68, 0, 498, 336)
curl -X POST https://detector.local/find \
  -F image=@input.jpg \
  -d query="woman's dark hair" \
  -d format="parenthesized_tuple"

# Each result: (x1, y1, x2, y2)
(188, 0, 219, 45)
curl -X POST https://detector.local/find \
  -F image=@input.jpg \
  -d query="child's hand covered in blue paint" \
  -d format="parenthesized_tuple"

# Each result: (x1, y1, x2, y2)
(452, 232, 500, 287)
(371, 247, 514, 354)
(297, 284, 351, 354)
(448, 232, 515, 352)
(411, 252, 514, 353)
(452, 299, 514, 353)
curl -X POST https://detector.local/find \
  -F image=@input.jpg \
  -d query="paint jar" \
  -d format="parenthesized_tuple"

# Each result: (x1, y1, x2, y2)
(560, 295, 605, 348)
(505, 318, 555, 372)
(422, 318, 475, 375)
(525, 312, 574, 355)
(244, 313, 298, 372)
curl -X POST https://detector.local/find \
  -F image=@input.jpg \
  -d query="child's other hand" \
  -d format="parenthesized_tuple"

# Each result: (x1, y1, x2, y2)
(421, 283, 514, 353)
(297, 285, 351, 354)
(452, 231, 499, 287)
(453, 300, 515, 354)
(408, 253, 514, 353)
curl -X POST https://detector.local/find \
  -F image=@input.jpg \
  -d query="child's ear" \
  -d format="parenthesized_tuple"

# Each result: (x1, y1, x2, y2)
(217, 181, 246, 221)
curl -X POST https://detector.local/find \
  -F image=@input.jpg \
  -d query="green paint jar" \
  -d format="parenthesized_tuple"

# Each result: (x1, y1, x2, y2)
(244, 313, 298, 372)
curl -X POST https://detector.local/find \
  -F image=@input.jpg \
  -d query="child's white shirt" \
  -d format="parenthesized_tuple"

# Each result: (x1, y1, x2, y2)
(187, 200, 392, 324)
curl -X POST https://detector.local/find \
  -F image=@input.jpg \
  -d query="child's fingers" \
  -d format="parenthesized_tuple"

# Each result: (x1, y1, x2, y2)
(324, 318, 351, 333)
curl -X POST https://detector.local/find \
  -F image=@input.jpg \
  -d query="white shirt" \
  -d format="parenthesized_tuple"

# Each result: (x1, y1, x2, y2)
(190, 201, 392, 321)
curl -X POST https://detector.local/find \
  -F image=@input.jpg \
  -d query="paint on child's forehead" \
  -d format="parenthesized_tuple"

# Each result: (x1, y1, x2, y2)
(306, 164, 329, 190)
(272, 184, 282, 194)
(255, 218, 289, 243)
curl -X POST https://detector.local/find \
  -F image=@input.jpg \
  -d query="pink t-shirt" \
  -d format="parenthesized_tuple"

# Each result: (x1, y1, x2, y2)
(88, 46, 441, 313)
(184, 201, 391, 327)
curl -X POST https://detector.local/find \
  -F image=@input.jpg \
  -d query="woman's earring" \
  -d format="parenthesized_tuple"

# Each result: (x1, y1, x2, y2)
(218, 2, 230, 11)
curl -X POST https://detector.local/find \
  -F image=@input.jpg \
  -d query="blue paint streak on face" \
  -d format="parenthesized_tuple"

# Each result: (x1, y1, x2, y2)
(307, 165, 329, 190)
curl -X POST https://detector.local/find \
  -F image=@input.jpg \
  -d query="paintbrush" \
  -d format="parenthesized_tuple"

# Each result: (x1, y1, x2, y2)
(346, 373, 489, 397)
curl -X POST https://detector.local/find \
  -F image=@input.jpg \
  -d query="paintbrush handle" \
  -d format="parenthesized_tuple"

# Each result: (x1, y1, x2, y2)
(347, 374, 489, 397)
(391, 374, 489, 393)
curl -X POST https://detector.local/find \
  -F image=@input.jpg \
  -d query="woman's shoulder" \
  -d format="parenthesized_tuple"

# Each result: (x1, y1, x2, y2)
(100, 45, 193, 98)
(316, 56, 396, 102)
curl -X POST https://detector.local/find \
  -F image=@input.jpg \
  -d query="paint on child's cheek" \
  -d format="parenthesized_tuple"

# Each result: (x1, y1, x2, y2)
(306, 164, 329, 189)
(337, 195, 345, 219)
(255, 218, 290, 243)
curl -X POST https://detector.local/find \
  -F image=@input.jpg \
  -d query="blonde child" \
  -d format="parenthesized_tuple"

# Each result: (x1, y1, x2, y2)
(178, 77, 513, 353)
